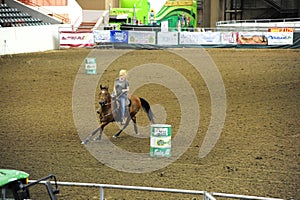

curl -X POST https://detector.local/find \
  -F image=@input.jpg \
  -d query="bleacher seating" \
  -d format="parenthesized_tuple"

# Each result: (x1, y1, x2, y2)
(0, 3, 50, 27)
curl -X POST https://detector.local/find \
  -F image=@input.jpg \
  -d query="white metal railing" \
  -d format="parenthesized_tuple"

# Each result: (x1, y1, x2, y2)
(215, 18, 300, 32)
(216, 17, 300, 26)
(29, 180, 284, 200)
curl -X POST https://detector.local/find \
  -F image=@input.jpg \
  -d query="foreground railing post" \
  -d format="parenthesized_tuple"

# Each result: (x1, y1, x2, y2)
(203, 191, 216, 200)
(100, 186, 104, 200)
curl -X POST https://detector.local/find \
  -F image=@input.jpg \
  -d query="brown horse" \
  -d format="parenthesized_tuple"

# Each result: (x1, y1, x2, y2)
(81, 85, 154, 144)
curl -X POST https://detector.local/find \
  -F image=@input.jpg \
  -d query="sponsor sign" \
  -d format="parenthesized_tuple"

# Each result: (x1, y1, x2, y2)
(128, 31, 156, 44)
(93, 30, 111, 43)
(179, 32, 221, 45)
(221, 32, 237, 44)
(267, 32, 293, 45)
(150, 124, 172, 157)
(165, 0, 193, 6)
(161, 20, 169, 32)
(85, 58, 97, 75)
(268, 27, 294, 32)
(237, 32, 267, 45)
(110, 30, 129, 43)
(157, 32, 178, 45)
(59, 31, 94, 48)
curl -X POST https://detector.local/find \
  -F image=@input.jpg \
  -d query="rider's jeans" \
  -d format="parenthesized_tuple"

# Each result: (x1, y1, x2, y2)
(119, 94, 126, 120)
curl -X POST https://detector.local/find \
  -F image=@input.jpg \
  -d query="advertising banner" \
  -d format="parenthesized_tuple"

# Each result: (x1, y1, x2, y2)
(179, 32, 201, 44)
(157, 32, 178, 45)
(268, 27, 294, 32)
(150, 124, 172, 157)
(179, 32, 221, 45)
(59, 31, 94, 48)
(128, 31, 156, 44)
(165, 0, 193, 6)
(237, 32, 268, 45)
(161, 21, 169, 32)
(267, 32, 293, 45)
(221, 32, 237, 44)
(110, 30, 129, 43)
(93, 30, 111, 43)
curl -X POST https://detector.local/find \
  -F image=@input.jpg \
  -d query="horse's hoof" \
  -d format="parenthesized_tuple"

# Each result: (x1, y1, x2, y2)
(112, 135, 118, 139)
(94, 137, 101, 141)
(81, 140, 87, 145)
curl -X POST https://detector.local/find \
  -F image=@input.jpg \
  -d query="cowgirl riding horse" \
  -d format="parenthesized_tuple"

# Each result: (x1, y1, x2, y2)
(82, 70, 154, 144)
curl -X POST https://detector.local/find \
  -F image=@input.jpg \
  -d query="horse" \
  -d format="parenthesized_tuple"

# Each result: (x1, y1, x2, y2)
(81, 85, 154, 144)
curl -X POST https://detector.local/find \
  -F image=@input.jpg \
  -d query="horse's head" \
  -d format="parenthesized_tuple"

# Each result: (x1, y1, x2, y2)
(98, 85, 111, 107)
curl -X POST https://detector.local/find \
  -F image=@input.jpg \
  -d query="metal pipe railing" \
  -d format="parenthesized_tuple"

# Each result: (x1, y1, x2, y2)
(29, 180, 284, 200)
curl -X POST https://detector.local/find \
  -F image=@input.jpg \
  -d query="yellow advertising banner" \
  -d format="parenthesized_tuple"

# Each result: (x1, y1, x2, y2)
(165, 0, 193, 6)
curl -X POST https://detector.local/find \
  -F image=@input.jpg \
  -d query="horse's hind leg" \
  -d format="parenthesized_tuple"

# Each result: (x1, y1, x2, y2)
(132, 116, 139, 135)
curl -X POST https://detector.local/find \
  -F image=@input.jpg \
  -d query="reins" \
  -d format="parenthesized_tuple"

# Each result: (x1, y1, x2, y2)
(102, 101, 112, 106)
(99, 96, 119, 119)
(98, 89, 128, 120)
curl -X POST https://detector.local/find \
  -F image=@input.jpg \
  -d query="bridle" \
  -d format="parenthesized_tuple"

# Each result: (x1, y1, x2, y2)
(99, 100, 111, 107)
(98, 90, 118, 120)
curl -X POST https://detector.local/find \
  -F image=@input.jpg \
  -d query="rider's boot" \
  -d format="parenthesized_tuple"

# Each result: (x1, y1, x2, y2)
(120, 118, 126, 125)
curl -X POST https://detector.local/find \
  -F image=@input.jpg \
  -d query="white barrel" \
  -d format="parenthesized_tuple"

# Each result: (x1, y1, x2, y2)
(150, 124, 171, 157)
(85, 58, 97, 74)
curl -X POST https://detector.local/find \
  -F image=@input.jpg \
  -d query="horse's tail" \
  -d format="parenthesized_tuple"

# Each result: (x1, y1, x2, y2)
(139, 97, 155, 124)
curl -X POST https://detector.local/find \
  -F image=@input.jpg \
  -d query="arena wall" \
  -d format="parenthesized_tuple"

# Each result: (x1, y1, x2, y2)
(0, 24, 71, 55)
(1, 26, 300, 56)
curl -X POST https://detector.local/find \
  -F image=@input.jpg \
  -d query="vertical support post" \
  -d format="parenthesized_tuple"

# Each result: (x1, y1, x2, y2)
(100, 186, 104, 200)
(133, 4, 136, 25)
(203, 191, 216, 200)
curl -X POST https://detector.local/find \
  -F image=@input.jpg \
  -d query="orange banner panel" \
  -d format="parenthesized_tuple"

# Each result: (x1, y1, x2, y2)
(237, 33, 268, 45)
(268, 28, 294, 32)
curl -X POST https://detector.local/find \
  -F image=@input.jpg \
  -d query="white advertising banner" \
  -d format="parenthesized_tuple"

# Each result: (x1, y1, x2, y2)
(128, 31, 156, 44)
(161, 21, 169, 32)
(93, 30, 111, 43)
(179, 32, 201, 44)
(221, 32, 237, 44)
(157, 32, 178, 45)
(180, 32, 221, 45)
(267, 32, 293, 45)
(59, 31, 94, 47)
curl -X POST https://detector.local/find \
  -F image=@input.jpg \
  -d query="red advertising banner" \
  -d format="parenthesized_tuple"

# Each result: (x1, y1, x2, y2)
(59, 31, 94, 48)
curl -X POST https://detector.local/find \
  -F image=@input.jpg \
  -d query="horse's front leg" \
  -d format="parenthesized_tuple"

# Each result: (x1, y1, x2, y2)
(81, 126, 102, 144)
(113, 116, 131, 138)
(94, 127, 103, 141)
(94, 122, 109, 141)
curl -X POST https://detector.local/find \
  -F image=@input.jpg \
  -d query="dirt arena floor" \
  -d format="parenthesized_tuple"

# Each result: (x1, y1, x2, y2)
(0, 48, 299, 200)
